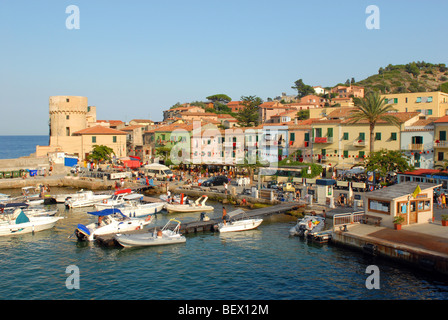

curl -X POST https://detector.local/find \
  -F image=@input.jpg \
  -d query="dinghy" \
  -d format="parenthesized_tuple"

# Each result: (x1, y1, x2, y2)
(217, 209, 263, 233)
(74, 208, 153, 241)
(165, 195, 214, 213)
(115, 219, 186, 248)
(289, 215, 326, 237)
(65, 191, 111, 208)
(0, 209, 63, 236)
(94, 190, 143, 210)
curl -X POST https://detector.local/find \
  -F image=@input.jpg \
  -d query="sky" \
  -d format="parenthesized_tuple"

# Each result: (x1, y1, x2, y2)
(0, 0, 447, 135)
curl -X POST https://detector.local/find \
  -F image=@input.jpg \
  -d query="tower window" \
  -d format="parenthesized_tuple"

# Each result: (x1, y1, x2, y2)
(66, 115, 70, 120)
(66, 127, 70, 136)
(66, 98, 70, 103)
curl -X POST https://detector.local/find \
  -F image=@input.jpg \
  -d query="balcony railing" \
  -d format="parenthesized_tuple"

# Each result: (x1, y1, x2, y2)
(353, 140, 366, 147)
(408, 143, 424, 151)
(434, 141, 448, 148)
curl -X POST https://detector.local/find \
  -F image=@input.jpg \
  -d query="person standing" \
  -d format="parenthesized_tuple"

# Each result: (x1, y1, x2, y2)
(222, 207, 227, 225)
(224, 182, 228, 195)
(442, 193, 446, 209)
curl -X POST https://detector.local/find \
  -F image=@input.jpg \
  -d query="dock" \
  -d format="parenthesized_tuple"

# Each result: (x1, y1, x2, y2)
(95, 202, 302, 247)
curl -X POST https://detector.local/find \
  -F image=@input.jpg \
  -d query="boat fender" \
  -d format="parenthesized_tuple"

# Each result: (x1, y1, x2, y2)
(103, 199, 107, 204)
(145, 215, 152, 222)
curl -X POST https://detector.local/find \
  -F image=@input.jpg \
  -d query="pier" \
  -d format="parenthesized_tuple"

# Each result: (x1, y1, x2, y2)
(95, 202, 302, 247)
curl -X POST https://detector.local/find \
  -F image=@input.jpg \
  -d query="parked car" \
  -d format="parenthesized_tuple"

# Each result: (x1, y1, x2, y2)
(202, 176, 229, 187)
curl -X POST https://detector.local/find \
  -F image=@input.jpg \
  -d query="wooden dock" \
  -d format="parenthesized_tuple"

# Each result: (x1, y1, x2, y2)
(95, 202, 302, 247)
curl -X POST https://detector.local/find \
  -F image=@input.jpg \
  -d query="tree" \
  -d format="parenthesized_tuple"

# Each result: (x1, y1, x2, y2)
(365, 150, 413, 177)
(346, 91, 401, 154)
(296, 109, 310, 120)
(86, 145, 115, 163)
(234, 95, 263, 127)
(291, 79, 315, 98)
(206, 94, 232, 104)
(405, 62, 420, 78)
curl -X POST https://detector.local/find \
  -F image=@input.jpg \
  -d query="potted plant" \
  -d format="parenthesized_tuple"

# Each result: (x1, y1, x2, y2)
(441, 215, 448, 227)
(393, 215, 405, 230)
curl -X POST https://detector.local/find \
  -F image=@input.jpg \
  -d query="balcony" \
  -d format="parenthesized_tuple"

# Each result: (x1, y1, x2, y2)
(353, 140, 366, 147)
(408, 143, 424, 151)
(314, 137, 333, 144)
(434, 141, 448, 148)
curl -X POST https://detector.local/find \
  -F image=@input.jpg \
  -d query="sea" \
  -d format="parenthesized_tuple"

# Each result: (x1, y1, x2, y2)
(1, 136, 448, 305)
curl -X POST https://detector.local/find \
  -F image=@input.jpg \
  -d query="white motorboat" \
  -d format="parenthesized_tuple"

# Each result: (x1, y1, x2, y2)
(117, 201, 165, 217)
(94, 191, 143, 210)
(55, 189, 91, 203)
(1, 203, 58, 217)
(159, 193, 190, 204)
(0, 209, 63, 237)
(0, 193, 11, 202)
(74, 208, 153, 241)
(115, 219, 186, 248)
(165, 195, 214, 213)
(65, 191, 112, 208)
(289, 215, 326, 237)
(217, 209, 263, 233)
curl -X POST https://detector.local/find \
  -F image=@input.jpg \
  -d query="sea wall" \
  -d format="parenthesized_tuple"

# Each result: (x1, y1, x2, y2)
(0, 176, 116, 191)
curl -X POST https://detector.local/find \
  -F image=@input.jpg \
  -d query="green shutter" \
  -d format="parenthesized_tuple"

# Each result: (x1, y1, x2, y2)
(359, 132, 365, 140)
(327, 128, 333, 138)
(391, 132, 397, 141)
(304, 132, 309, 142)
(440, 131, 447, 141)
(375, 132, 381, 140)
(113, 136, 117, 143)
(343, 132, 349, 140)
(343, 150, 349, 158)
(290, 133, 295, 141)
(92, 136, 96, 143)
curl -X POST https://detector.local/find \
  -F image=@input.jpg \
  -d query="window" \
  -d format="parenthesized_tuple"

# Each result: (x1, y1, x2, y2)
(315, 128, 322, 138)
(66, 98, 70, 103)
(440, 131, 447, 141)
(369, 199, 391, 214)
(359, 151, 365, 158)
(87, 106, 91, 112)
(427, 96, 433, 103)
(92, 136, 96, 143)
(113, 136, 117, 143)
(343, 150, 349, 158)
(394, 98, 398, 103)
(290, 133, 295, 141)
(343, 132, 349, 140)
(375, 132, 381, 140)
(327, 128, 333, 138)
(359, 132, 365, 141)
(416, 97, 422, 103)
(427, 109, 433, 115)
(304, 132, 309, 142)
(439, 152, 444, 161)
(66, 127, 70, 136)
(321, 149, 326, 156)
(412, 136, 423, 144)
(66, 115, 70, 120)
(391, 132, 397, 141)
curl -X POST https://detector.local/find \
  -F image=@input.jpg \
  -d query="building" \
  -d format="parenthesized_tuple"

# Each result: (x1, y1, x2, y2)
(227, 101, 245, 113)
(432, 115, 448, 167)
(313, 86, 328, 95)
(163, 105, 205, 121)
(400, 117, 436, 169)
(331, 85, 364, 98)
(71, 125, 127, 160)
(363, 182, 439, 228)
(309, 109, 421, 168)
(258, 101, 296, 123)
(381, 91, 448, 117)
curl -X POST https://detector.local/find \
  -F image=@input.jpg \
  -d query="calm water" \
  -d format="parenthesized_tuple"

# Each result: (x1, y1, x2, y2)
(0, 135, 48, 159)
(1, 136, 448, 301)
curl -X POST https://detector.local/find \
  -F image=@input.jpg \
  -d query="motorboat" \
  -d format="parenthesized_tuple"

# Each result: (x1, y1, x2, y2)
(0, 202, 57, 217)
(0, 193, 11, 202)
(0, 209, 63, 236)
(117, 201, 165, 217)
(94, 190, 143, 210)
(115, 219, 186, 248)
(165, 195, 214, 213)
(289, 215, 326, 237)
(74, 208, 153, 241)
(159, 193, 190, 204)
(55, 189, 91, 203)
(217, 209, 263, 233)
(65, 191, 112, 208)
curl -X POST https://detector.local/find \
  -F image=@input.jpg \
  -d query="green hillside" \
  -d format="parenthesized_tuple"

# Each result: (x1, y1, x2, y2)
(355, 61, 448, 94)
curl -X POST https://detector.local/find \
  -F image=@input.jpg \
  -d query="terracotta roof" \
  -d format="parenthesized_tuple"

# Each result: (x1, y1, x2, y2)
(341, 112, 420, 124)
(73, 125, 127, 135)
(121, 125, 145, 131)
(97, 120, 124, 125)
(434, 115, 448, 123)
(130, 119, 154, 123)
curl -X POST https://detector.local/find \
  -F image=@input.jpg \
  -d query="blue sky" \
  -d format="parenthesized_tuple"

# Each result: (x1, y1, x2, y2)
(0, 0, 447, 135)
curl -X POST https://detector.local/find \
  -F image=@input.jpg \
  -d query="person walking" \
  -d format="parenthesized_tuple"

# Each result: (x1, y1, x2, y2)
(222, 207, 228, 225)
(442, 193, 446, 209)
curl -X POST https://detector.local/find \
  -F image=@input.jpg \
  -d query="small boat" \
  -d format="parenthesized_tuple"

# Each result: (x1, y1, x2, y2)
(159, 193, 190, 204)
(74, 208, 153, 241)
(115, 219, 186, 248)
(0, 193, 11, 202)
(165, 195, 214, 213)
(55, 189, 91, 203)
(65, 191, 112, 208)
(0, 209, 63, 236)
(117, 201, 165, 217)
(217, 209, 263, 233)
(1, 203, 57, 217)
(289, 215, 326, 237)
(94, 191, 143, 210)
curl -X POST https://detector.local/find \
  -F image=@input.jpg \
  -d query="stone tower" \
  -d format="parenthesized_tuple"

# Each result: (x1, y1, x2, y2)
(49, 96, 88, 139)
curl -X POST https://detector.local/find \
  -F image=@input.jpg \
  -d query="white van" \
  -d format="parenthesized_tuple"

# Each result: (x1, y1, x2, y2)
(143, 163, 174, 179)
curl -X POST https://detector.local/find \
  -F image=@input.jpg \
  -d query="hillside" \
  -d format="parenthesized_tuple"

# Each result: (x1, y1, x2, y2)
(355, 62, 448, 94)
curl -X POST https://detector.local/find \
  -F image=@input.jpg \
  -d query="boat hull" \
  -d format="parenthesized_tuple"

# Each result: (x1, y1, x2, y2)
(0, 217, 63, 236)
(115, 233, 186, 248)
(218, 219, 263, 233)
(165, 204, 214, 213)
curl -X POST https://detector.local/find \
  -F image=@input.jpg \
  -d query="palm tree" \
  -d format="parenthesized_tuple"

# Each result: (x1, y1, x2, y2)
(347, 91, 401, 154)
